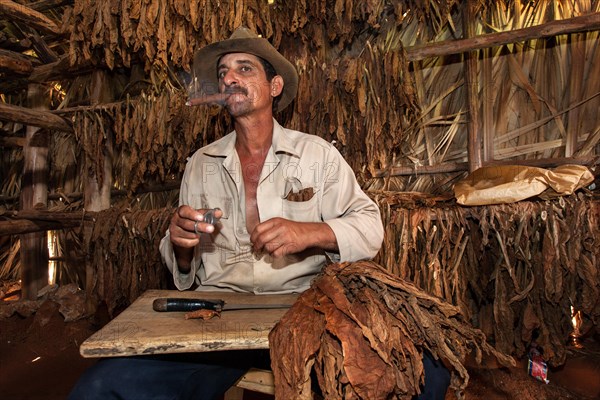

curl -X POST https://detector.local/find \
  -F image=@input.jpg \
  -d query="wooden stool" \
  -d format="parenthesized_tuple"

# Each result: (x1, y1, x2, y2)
(224, 368, 275, 400)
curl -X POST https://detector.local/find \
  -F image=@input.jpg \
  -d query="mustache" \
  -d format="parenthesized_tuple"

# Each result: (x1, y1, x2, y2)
(223, 86, 248, 95)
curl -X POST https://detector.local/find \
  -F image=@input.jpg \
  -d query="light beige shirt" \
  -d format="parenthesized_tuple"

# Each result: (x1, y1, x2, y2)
(160, 119, 383, 294)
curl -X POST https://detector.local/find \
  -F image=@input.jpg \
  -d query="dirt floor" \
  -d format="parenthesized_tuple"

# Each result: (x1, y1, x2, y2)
(1, 296, 599, 400)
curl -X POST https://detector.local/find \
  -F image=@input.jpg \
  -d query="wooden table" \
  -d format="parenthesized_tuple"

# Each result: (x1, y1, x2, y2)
(80, 289, 298, 358)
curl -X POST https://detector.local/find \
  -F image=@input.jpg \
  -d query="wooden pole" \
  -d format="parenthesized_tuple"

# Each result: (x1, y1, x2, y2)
(83, 70, 114, 311)
(29, 0, 73, 12)
(27, 29, 59, 64)
(565, 33, 586, 157)
(0, 210, 95, 236)
(406, 12, 600, 61)
(482, 47, 494, 162)
(84, 70, 114, 212)
(0, 136, 28, 147)
(372, 162, 470, 177)
(6, 210, 97, 222)
(371, 156, 598, 177)
(19, 83, 49, 300)
(0, 102, 73, 132)
(0, 0, 60, 35)
(0, 219, 80, 236)
(463, 1, 482, 172)
(0, 55, 96, 93)
(0, 48, 34, 74)
(0, 179, 181, 203)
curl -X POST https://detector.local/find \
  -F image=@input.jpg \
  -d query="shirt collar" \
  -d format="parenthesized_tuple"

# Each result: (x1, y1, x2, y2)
(271, 119, 299, 158)
(201, 118, 299, 158)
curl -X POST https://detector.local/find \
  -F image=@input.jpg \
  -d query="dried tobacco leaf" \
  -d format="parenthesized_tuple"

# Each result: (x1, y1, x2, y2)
(270, 261, 514, 400)
(185, 309, 220, 320)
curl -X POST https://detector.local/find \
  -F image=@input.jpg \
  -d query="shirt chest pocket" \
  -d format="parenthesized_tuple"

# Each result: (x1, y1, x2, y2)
(281, 195, 320, 222)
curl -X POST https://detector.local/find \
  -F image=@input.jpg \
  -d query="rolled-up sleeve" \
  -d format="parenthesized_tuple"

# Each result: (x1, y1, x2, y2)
(321, 147, 384, 261)
(159, 232, 198, 290)
(158, 162, 202, 290)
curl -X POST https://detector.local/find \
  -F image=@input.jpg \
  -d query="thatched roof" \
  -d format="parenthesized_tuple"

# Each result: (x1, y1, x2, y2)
(1, 0, 598, 200)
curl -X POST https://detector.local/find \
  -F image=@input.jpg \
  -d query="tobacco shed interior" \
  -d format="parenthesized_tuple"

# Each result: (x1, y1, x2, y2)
(1, 0, 599, 399)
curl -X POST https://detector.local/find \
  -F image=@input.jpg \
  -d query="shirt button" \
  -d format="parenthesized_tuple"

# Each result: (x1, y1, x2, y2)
(256, 287, 263, 293)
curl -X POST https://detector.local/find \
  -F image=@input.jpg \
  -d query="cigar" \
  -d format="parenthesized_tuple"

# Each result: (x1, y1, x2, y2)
(185, 87, 247, 106)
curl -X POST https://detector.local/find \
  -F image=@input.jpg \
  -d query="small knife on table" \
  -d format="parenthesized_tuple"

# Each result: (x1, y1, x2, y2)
(152, 298, 291, 313)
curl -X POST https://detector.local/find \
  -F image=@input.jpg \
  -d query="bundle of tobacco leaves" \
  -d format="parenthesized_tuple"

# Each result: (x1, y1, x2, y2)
(270, 261, 514, 400)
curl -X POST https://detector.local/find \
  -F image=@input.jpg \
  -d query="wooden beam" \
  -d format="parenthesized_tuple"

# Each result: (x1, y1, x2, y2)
(373, 156, 600, 178)
(565, 33, 586, 157)
(0, 56, 73, 93)
(0, 0, 60, 35)
(463, 1, 482, 172)
(485, 156, 600, 169)
(5, 210, 96, 222)
(574, 126, 600, 157)
(482, 48, 494, 162)
(20, 83, 50, 300)
(372, 162, 469, 177)
(0, 34, 33, 51)
(0, 179, 181, 203)
(0, 102, 73, 132)
(0, 77, 27, 94)
(371, 156, 598, 177)
(0, 219, 80, 236)
(84, 70, 114, 211)
(30, 0, 73, 12)
(50, 99, 134, 114)
(406, 12, 600, 61)
(0, 48, 33, 74)
(0, 55, 100, 93)
(83, 70, 114, 312)
(28, 29, 59, 63)
(29, 55, 95, 83)
(0, 135, 27, 147)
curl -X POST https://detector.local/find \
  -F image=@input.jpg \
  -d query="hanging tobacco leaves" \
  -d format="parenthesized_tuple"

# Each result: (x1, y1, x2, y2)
(72, 78, 230, 194)
(86, 206, 173, 315)
(370, 191, 600, 366)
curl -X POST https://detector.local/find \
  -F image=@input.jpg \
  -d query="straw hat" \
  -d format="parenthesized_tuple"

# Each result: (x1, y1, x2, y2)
(193, 27, 298, 112)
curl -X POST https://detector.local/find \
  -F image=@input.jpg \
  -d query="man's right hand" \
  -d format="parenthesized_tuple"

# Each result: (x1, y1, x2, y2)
(169, 206, 222, 272)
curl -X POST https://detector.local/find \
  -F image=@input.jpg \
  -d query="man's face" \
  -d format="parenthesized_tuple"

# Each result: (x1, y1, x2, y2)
(217, 53, 274, 117)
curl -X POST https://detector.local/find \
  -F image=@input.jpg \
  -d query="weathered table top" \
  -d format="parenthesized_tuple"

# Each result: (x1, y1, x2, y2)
(79, 289, 298, 358)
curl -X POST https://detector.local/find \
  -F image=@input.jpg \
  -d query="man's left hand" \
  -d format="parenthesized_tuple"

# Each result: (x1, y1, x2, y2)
(250, 218, 338, 258)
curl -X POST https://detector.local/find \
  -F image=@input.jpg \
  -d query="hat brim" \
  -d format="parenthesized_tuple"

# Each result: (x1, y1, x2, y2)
(193, 37, 298, 112)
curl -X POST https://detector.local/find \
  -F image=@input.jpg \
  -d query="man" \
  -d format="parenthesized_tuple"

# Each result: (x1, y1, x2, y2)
(161, 27, 383, 295)
(69, 27, 384, 400)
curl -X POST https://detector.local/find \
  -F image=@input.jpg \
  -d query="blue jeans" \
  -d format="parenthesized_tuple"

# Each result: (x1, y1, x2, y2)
(68, 351, 256, 400)
(69, 350, 450, 400)
(416, 351, 451, 400)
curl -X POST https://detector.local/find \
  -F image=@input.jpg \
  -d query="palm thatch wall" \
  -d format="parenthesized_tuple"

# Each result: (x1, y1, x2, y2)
(1, 0, 599, 365)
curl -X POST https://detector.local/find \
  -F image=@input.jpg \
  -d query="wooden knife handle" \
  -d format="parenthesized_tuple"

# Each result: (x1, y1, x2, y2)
(152, 298, 225, 312)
